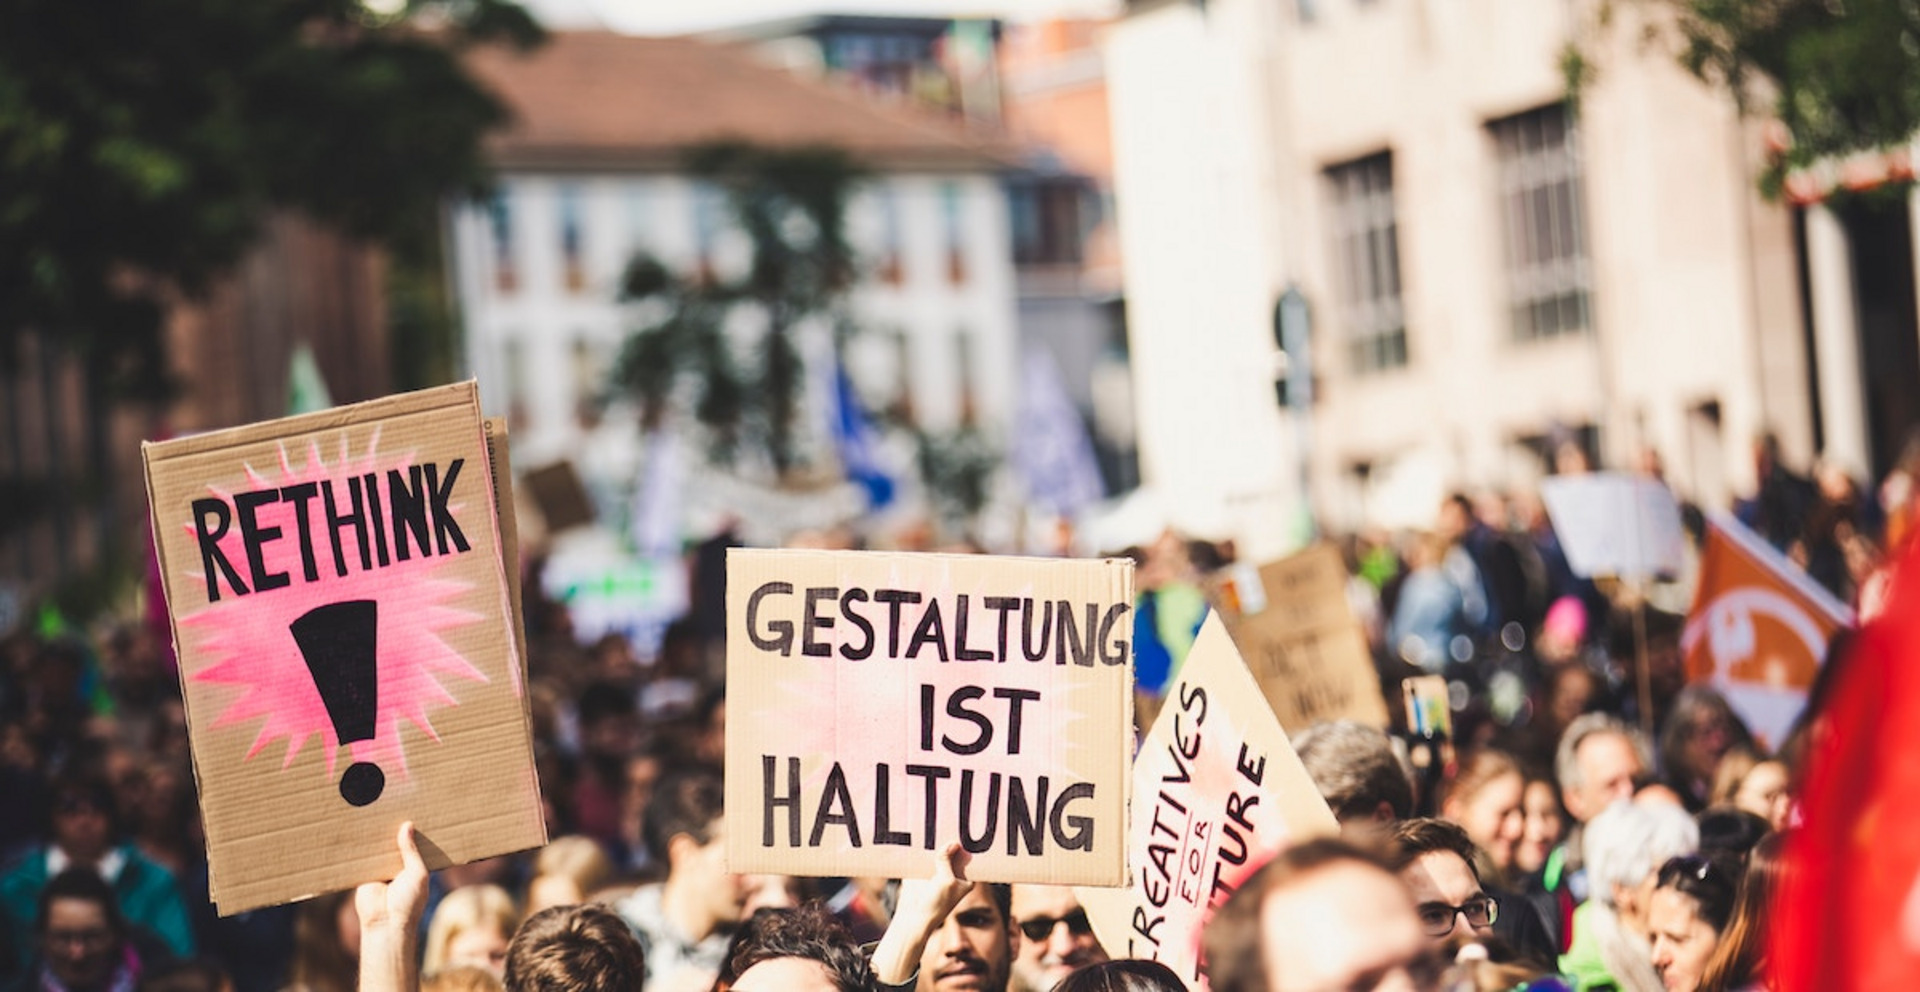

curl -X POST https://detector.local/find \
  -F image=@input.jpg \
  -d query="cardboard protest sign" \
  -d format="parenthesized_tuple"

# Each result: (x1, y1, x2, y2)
(1683, 512, 1853, 750)
(1539, 473, 1685, 579)
(1077, 615, 1338, 989)
(1212, 545, 1388, 731)
(144, 382, 545, 913)
(726, 549, 1133, 885)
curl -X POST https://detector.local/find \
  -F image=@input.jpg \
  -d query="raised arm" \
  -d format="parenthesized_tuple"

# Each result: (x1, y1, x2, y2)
(357, 821, 430, 992)
(868, 843, 973, 989)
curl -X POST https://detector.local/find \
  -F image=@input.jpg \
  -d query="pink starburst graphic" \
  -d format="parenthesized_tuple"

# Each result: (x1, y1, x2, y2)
(178, 432, 488, 788)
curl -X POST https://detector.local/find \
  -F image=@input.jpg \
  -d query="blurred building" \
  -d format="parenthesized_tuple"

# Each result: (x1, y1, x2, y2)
(705, 14, 1006, 125)
(1106, 0, 1875, 547)
(1000, 18, 1140, 499)
(451, 32, 1019, 518)
(0, 218, 386, 607)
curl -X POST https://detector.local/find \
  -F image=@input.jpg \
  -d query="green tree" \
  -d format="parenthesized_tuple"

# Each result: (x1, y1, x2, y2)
(615, 142, 864, 475)
(1582, 0, 1920, 195)
(0, 0, 542, 401)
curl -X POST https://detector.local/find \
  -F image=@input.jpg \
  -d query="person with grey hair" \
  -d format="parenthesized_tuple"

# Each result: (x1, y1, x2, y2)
(1294, 721, 1415, 838)
(1542, 714, 1653, 909)
(1557, 800, 1698, 992)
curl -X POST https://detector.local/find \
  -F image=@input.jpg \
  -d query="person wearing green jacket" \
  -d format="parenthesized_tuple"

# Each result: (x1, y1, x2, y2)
(0, 776, 194, 983)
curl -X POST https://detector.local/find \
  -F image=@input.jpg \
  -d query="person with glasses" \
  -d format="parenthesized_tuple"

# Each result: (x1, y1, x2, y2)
(0, 775, 195, 984)
(1386, 815, 1564, 978)
(1647, 855, 1739, 992)
(1007, 886, 1105, 992)
(18, 869, 170, 992)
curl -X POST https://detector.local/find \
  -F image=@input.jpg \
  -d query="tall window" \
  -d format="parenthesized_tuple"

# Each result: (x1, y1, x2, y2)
(693, 181, 725, 284)
(1325, 153, 1407, 373)
(1491, 105, 1591, 341)
(877, 187, 904, 285)
(488, 191, 516, 293)
(558, 184, 587, 293)
(1009, 177, 1085, 267)
(941, 182, 967, 285)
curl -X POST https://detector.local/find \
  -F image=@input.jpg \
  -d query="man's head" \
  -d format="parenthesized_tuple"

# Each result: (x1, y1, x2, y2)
(644, 768, 744, 927)
(1388, 819, 1497, 954)
(48, 777, 117, 865)
(504, 904, 647, 992)
(1295, 722, 1414, 834)
(1555, 715, 1650, 822)
(727, 905, 872, 992)
(1205, 839, 1438, 992)
(1009, 885, 1105, 991)
(1583, 800, 1700, 936)
(37, 869, 126, 992)
(916, 884, 1015, 992)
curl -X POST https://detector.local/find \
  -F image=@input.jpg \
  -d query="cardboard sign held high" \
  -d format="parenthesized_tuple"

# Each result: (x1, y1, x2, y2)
(726, 549, 1134, 885)
(1077, 615, 1338, 990)
(1212, 545, 1389, 731)
(144, 382, 544, 914)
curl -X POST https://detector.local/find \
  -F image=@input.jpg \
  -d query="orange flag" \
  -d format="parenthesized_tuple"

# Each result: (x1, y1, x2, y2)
(1682, 512, 1852, 751)
(1773, 550, 1919, 990)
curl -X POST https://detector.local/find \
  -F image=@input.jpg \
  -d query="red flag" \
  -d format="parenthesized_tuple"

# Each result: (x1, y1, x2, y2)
(1773, 551, 1920, 990)
(1682, 513, 1852, 750)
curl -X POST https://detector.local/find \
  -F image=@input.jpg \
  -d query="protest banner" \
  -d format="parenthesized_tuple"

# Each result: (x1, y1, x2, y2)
(1683, 512, 1853, 750)
(1078, 614, 1338, 990)
(1212, 545, 1389, 731)
(144, 382, 545, 914)
(1539, 472, 1685, 579)
(725, 549, 1133, 885)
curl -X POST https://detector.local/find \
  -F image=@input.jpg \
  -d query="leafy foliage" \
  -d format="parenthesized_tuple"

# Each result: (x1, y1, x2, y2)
(1586, 0, 1920, 195)
(614, 142, 865, 474)
(0, 0, 542, 400)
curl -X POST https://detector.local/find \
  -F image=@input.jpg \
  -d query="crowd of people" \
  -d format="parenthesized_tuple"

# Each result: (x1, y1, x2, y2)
(0, 431, 1912, 992)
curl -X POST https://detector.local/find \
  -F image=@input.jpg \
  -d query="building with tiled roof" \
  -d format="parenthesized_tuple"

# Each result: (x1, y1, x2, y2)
(446, 31, 1023, 560)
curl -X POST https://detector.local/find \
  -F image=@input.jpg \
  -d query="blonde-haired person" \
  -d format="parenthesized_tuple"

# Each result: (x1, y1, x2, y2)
(1440, 749, 1526, 888)
(424, 884, 519, 979)
(526, 837, 614, 916)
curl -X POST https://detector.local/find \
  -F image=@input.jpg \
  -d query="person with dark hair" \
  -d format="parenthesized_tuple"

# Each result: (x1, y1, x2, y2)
(1691, 810, 1769, 871)
(1656, 689, 1754, 813)
(1294, 722, 1414, 836)
(1389, 820, 1498, 950)
(1204, 838, 1441, 992)
(505, 906, 648, 992)
(615, 768, 743, 990)
(1393, 818, 1560, 972)
(1647, 856, 1740, 992)
(1007, 886, 1104, 992)
(719, 905, 870, 992)
(1049, 960, 1184, 992)
(1696, 834, 1782, 992)
(0, 776, 195, 971)
(14, 868, 173, 992)
(570, 682, 640, 854)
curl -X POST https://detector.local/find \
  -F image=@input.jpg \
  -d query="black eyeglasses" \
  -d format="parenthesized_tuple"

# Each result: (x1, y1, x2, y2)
(1415, 895, 1497, 937)
(1018, 908, 1092, 942)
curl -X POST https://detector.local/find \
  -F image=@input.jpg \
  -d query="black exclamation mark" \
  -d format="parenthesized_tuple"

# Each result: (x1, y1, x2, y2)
(290, 600, 385, 807)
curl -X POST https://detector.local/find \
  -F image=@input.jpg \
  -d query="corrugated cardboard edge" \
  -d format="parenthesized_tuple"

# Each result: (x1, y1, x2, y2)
(143, 382, 548, 912)
(482, 417, 528, 687)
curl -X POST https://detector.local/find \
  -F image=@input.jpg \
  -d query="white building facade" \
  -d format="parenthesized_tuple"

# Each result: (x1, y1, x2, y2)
(448, 34, 1021, 539)
(1109, 0, 1830, 543)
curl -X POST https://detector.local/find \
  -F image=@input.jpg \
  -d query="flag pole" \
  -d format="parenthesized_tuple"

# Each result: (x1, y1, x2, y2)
(1633, 580, 1654, 742)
